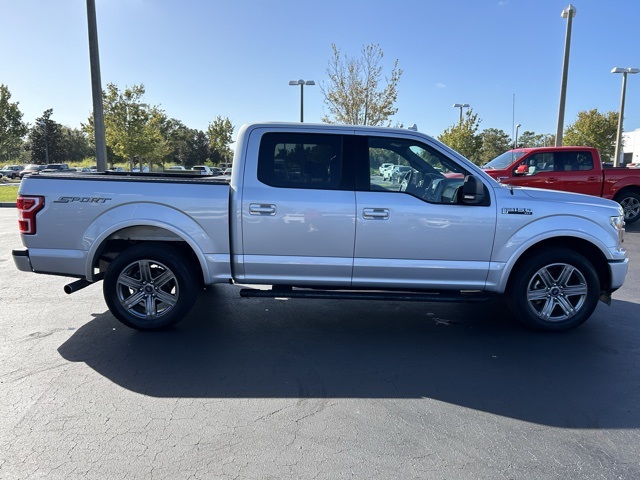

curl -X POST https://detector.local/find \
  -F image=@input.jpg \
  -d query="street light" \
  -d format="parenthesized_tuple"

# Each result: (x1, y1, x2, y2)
(36, 120, 49, 164)
(515, 123, 522, 148)
(555, 4, 577, 146)
(452, 103, 470, 124)
(289, 79, 315, 122)
(611, 67, 639, 167)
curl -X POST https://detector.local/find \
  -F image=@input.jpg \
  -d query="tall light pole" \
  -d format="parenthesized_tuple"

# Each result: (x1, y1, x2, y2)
(452, 103, 470, 124)
(289, 79, 315, 122)
(555, 4, 577, 146)
(87, 0, 108, 172)
(515, 123, 522, 148)
(36, 120, 49, 164)
(611, 67, 639, 167)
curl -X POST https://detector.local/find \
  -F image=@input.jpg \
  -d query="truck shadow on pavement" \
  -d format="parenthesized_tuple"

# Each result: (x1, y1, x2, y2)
(58, 284, 640, 429)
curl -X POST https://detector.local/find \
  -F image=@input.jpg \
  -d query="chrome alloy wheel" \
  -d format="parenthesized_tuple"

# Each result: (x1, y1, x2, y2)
(115, 259, 179, 320)
(620, 195, 640, 222)
(525, 262, 588, 322)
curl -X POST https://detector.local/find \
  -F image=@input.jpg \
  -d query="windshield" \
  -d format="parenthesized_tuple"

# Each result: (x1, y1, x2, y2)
(483, 150, 526, 169)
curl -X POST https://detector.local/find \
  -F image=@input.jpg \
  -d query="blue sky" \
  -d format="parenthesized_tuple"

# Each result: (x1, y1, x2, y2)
(2, 0, 639, 141)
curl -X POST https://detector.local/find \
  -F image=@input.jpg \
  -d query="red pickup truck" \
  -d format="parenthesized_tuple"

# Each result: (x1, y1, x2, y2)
(483, 146, 640, 223)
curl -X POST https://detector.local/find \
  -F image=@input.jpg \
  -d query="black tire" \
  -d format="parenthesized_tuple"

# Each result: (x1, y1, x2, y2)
(615, 191, 640, 224)
(103, 243, 199, 331)
(507, 248, 600, 332)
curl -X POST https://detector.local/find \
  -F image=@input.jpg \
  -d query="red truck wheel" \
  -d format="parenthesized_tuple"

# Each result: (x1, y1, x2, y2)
(103, 243, 199, 331)
(615, 192, 640, 224)
(507, 248, 599, 332)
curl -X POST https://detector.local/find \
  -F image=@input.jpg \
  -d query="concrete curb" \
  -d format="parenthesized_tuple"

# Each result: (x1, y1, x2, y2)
(0, 203, 16, 208)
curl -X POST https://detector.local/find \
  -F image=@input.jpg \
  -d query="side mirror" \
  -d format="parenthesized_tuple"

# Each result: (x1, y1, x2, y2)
(515, 164, 529, 176)
(462, 175, 485, 204)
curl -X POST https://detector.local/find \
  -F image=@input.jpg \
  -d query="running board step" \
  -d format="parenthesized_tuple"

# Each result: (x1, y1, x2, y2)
(239, 286, 492, 303)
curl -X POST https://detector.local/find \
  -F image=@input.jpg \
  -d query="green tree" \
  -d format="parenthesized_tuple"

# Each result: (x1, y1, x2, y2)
(563, 109, 618, 162)
(438, 109, 483, 164)
(84, 83, 160, 170)
(144, 108, 171, 170)
(163, 118, 191, 166)
(61, 126, 92, 162)
(0, 84, 28, 162)
(29, 109, 65, 163)
(207, 116, 234, 164)
(516, 131, 554, 148)
(321, 43, 402, 126)
(479, 128, 512, 163)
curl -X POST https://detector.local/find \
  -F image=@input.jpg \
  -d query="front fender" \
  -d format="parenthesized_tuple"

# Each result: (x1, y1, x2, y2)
(488, 215, 622, 292)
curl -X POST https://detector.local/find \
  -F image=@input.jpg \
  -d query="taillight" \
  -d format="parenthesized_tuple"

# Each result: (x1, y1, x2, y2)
(17, 195, 45, 234)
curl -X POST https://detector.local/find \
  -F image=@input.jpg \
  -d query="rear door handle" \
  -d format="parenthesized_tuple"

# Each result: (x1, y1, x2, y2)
(363, 208, 390, 220)
(249, 203, 276, 215)
(547, 177, 559, 183)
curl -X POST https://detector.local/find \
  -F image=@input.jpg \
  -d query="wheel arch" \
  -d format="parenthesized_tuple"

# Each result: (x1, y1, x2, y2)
(505, 236, 611, 293)
(82, 203, 228, 284)
(612, 186, 640, 223)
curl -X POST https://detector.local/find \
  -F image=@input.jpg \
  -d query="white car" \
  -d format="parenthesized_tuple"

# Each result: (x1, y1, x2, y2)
(192, 165, 213, 175)
(379, 163, 394, 176)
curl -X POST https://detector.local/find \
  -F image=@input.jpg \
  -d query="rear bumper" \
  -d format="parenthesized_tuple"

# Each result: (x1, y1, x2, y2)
(12, 249, 33, 272)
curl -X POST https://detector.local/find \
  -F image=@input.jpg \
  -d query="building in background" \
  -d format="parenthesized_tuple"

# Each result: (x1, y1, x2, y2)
(623, 128, 640, 165)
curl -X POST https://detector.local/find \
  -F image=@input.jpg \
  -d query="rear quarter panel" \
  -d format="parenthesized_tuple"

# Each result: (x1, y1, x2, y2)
(601, 168, 640, 199)
(18, 175, 231, 282)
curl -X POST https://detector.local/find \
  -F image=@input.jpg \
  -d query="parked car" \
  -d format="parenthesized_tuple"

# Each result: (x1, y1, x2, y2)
(166, 166, 187, 171)
(482, 147, 640, 223)
(192, 165, 213, 175)
(19, 164, 46, 178)
(13, 122, 628, 333)
(390, 165, 412, 184)
(379, 163, 395, 176)
(0, 165, 24, 179)
(213, 168, 232, 183)
(42, 163, 72, 173)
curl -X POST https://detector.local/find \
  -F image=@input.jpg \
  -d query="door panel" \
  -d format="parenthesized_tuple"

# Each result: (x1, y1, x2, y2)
(353, 191, 495, 289)
(353, 134, 496, 290)
(239, 131, 356, 286)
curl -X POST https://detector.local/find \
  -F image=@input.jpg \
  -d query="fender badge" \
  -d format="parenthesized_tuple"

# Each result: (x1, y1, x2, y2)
(54, 197, 112, 204)
(502, 207, 532, 215)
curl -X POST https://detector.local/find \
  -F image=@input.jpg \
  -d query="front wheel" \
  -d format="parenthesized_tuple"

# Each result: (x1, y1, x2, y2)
(507, 248, 600, 332)
(103, 243, 199, 331)
(615, 191, 640, 224)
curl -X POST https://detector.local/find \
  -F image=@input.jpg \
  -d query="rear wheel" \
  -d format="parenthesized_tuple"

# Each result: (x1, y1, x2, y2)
(507, 248, 600, 332)
(103, 243, 198, 331)
(615, 191, 640, 224)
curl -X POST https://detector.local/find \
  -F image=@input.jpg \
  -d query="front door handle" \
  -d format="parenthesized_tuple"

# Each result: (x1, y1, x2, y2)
(249, 203, 276, 215)
(363, 208, 390, 220)
(547, 177, 559, 183)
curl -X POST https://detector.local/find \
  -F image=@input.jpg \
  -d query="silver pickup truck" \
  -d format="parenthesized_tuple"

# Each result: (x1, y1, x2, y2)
(12, 123, 628, 332)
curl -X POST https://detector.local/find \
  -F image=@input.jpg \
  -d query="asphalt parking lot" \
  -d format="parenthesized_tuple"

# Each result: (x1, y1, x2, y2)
(1, 208, 639, 479)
